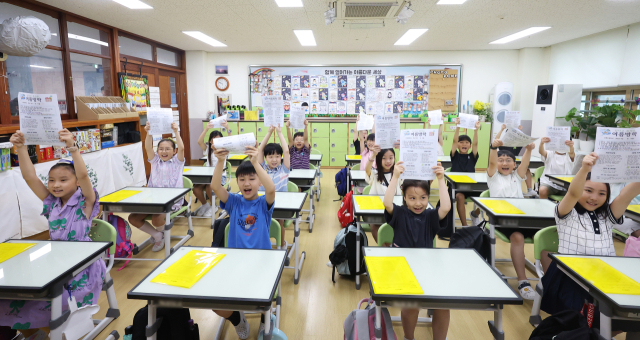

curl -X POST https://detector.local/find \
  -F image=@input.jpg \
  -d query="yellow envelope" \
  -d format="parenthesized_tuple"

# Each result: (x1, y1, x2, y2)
(628, 205, 640, 215)
(557, 257, 640, 295)
(151, 250, 226, 289)
(556, 176, 574, 183)
(0, 243, 37, 263)
(229, 155, 247, 160)
(478, 199, 525, 214)
(100, 190, 142, 202)
(365, 256, 424, 295)
(354, 196, 385, 210)
(346, 155, 361, 160)
(447, 175, 476, 183)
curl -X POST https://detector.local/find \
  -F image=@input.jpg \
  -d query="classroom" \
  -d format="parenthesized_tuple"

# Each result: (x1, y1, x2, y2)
(1, 0, 640, 339)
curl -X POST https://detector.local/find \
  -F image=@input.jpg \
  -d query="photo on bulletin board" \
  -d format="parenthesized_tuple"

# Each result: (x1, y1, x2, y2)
(338, 75, 347, 88)
(215, 65, 228, 74)
(118, 73, 148, 112)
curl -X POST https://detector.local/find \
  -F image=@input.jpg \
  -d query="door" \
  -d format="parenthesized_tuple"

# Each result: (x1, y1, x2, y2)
(159, 70, 190, 163)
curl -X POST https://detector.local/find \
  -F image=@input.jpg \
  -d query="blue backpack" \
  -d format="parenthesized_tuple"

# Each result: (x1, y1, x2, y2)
(335, 167, 349, 197)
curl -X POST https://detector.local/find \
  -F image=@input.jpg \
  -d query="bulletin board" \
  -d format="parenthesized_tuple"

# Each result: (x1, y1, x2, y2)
(118, 73, 149, 112)
(248, 64, 462, 117)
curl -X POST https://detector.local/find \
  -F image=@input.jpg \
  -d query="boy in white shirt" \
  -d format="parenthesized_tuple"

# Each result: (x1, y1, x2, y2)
(487, 139, 537, 300)
(538, 137, 575, 199)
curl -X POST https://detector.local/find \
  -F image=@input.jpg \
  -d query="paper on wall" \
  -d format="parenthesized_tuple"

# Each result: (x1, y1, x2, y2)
(591, 127, 640, 183)
(357, 114, 374, 131)
(18, 93, 65, 146)
(504, 111, 521, 129)
(457, 113, 478, 130)
(213, 133, 257, 154)
(400, 129, 439, 181)
(545, 126, 571, 152)
(209, 114, 228, 128)
(375, 114, 401, 149)
(147, 108, 174, 136)
(501, 127, 538, 147)
(427, 109, 443, 125)
(289, 105, 306, 130)
(262, 95, 285, 127)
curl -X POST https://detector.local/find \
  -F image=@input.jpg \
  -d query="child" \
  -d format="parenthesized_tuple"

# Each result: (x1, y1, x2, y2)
(383, 161, 451, 340)
(1, 129, 106, 337)
(365, 145, 403, 242)
(209, 143, 276, 338)
(609, 182, 640, 238)
(128, 121, 184, 252)
(353, 114, 374, 156)
(495, 124, 537, 197)
(285, 119, 310, 170)
(193, 120, 231, 217)
(450, 118, 482, 226)
(538, 136, 575, 199)
(540, 153, 640, 334)
(258, 125, 290, 247)
(359, 132, 376, 170)
(487, 139, 536, 300)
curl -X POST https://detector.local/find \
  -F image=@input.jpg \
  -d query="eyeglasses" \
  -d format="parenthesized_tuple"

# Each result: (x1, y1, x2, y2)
(157, 148, 174, 152)
(497, 158, 514, 164)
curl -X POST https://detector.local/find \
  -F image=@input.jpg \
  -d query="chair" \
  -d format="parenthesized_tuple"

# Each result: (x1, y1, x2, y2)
(360, 185, 372, 232)
(82, 219, 120, 340)
(144, 176, 194, 251)
(309, 153, 322, 200)
(351, 164, 361, 170)
(533, 167, 545, 191)
(445, 168, 478, 225)
(530, 226, 558, 327)
(226, 160, 235, 179)
(283, 182, 300, 229)
(311, 148, 322, 155)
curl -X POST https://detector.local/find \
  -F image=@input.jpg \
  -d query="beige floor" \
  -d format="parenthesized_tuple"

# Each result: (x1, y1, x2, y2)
(84, 168, 628, 340)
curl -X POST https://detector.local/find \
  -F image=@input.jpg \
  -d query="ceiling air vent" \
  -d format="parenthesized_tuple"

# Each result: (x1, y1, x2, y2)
(338, 1, 404, 20)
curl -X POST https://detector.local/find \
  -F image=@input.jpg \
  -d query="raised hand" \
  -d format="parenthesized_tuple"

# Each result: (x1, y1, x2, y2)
(541, 137, 551, 144)
(245, 145, 260, 163)
(394, 161, 405, 177)
(474, 121, 481, 129)
(58, 129, 76, 148)
(433, 164, 445, 180)
(501, 124, 506, 130)
(565, 140, 574, 149)
(371, 144, 381, 156)
(275, 124, 282, 133)
(144, 121, 151, 132)
(286, 121, 291, 128)
(304, 119, 309, 126)
(455, 117, 461, 125)
(268, 125, 276, 133)
(171, 122, 179, 132)
(9, 131, 25, 149)
(525, 142, 535, 151)
(221, 120, 229, 130)
(213, 146, 229, 161)
(582, 152, 598, 171)
(492, 139, 504, 148)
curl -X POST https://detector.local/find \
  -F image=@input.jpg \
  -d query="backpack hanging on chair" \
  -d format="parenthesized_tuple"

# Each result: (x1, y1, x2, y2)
(107, 213, 134, 271)
(329, 223, 368, 283)
(337, 190, 355, 228)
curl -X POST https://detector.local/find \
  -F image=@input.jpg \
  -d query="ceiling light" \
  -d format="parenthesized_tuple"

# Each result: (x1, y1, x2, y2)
(437, 0, 467, 4)
(112, 0, 153, 9)
(30, 65, 53, 69)
(182, 31, 227, 47)
(293, 30, 316, 46)
(68, 33, 108, 46)
(324, 7, 336, 25)
(396, 4, 414, 24)
(275, 0, 303, 7)
(490, 27, 551, 44)
(394, 28, 428, 45)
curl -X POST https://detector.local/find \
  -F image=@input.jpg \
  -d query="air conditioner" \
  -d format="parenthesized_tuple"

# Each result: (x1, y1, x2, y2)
(489, 82, 514, 140)
(337, 1, 405, 21)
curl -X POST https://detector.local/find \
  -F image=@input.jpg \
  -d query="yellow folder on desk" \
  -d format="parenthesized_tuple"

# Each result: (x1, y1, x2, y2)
(627, 205, 640, 214)
(354, 196, 385, 210)
(100, 190, 142, 203)
(365, 256, 424, 295)
(555, 176, 574, 183)
(229, 155, 247, 160)
(557, 257, 640, 295)
(152, 250, 226, 288)
(0, 243, 37, 263)
(183, 169, 191, 172)
(478, 199, 525, 214)
(346, 155, 361, 160)
(447, 175, 476, 183)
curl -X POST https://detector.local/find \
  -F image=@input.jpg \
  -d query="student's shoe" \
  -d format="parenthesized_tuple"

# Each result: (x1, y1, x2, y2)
(524, 189, 539, 198)
(202, 205, 217, 218)
(152, 234, 165, 252)
(196, 203, 210, 216)
(233, 312, 250, 339)
(518, 281, 536, 300)
(192, 205, 204, 216)
(470, 211, 482, 226)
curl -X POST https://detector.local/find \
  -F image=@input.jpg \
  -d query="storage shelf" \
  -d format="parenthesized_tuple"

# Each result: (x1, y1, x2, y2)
(0, 117, 141, 135)
(31, 143, 140, 164)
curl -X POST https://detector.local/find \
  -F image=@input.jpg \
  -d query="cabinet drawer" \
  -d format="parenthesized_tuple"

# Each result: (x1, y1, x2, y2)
(330, 152, 347, 167)
(330, 122, 349, 137)
(238, 122, 257, 135)
(311, 123, 330, 138)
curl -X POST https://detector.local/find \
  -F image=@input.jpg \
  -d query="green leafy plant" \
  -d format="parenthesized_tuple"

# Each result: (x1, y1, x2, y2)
(562, 105, 639, 141)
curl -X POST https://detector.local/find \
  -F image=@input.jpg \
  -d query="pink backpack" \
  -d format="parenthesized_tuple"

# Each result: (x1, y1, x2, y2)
(623, 236, 640, 257)
(107, 213, 134, 270)
(344, 298, 396, 340)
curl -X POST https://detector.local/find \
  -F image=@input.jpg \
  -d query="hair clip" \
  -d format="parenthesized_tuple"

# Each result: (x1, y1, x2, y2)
(57, 159, 74, 165)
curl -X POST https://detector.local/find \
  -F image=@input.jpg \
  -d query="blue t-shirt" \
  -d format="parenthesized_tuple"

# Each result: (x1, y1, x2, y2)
(223, 193, 274, 249)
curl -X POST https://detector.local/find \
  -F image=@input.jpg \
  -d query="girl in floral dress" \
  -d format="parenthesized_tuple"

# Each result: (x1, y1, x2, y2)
(0, 129, 106, 339)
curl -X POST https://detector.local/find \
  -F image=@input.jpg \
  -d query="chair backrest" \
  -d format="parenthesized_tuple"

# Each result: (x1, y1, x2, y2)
(308, 163, 317, 170)
(534, 166, 545, 183)
(363, 185, 371, 195)
(534, 226, 558, 260)
(226, 160, 234, 179)
(480, 190, 490, 198)
(89, 219, 117, 254)
(287, 181, 299, 192)
(352, 164, 361, 170)
(311, 148, 321, 155)
(224, 219, 281, 246)
(182, 176, 193, 200)
(377, 223, 436, 247)
(445, 167, 451, 172)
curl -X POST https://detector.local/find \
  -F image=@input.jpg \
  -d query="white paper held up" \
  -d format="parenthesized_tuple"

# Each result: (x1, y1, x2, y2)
(262, 95, 285, 127)
(400, 129, 439, 181)
(209, 114, 228, 128)
(289, 105, 306, 130)
(146, 108, 174, 136)
(18, 92, 65, 146)
(591, 127, 640, 183)
(457, 113, 479, 130)
(213, 133, 257, 154)
(545, 126, 571, 152)
(357, 114, 374, 131)
(427, 110, 443, 125)
(374, 114, 401, 149)
(501, 127, 538, 147)
(504, 111, 521, 129)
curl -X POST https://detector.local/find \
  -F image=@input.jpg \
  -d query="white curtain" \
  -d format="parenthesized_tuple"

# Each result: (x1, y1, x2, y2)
(81, 149, 116, 196)
(0, 171, 22, 241)
(108, 142, 147, 189)
(12, 160, 57, 238)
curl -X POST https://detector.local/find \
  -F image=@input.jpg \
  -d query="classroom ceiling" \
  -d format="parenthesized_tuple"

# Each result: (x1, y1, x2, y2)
(38, 0, 640, 52)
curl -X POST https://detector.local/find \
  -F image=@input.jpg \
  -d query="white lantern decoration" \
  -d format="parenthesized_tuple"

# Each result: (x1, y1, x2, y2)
(0, 16, 51, 57)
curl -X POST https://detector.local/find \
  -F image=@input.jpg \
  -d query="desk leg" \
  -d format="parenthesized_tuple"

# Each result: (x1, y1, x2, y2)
(49, 285, 64, 340)
(600, 311, 612, 339)
(490, 223, 496, 269)
(147, 302, 158, 340)
(263, 308, 273, 340)
(451, 187, 457, 234)
(164, 212, 171, 258)
(355, 221, 361, 290)
(374, 305, 382, 340)
(293, 212, 305, 284)
(487, 307, 504, 340)
(308, 187, 315, 233)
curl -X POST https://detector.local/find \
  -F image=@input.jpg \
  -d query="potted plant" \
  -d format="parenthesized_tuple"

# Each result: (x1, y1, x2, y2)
(473, 100, 492, 123)
(563, 105, 638, 152)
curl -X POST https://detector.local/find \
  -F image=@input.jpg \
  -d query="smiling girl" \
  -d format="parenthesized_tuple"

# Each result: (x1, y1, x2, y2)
(365, 145, 402, 242)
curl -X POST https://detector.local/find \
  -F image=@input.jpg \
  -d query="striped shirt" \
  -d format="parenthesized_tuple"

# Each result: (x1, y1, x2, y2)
(289, 145, 310, 170)
(148, 154, 185, 210)
(259, 162, 290, 192)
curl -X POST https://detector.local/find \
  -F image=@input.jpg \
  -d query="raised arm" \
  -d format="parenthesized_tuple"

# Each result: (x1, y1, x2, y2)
(611, 182, 640, 219)
(434, 164, 451, 220)
(438, 119, 444, 147)
(10, 131, 49, 200)
(144, 121, 155, 161)
(567, 140, 575, 161)
(210, 146, 230, 203)
(276, 125, 290, 169)
(354, 115, 360, 142)
(516, 143, 535, 178)
(487, 139, 502, 177)
(221, 120, 232, 136)
(172, 122, 185, 162)
(451, 117, 461, 157)
(472, 120, 480, 156)
(384, 161, 404, 215)
(257, 126, 274, 165)
(59, 129, 95, 211)
(197, 122, 214, 151)
(285, 121, 294, 146)
(365, 145, 380, 178)
(557, 153, 599, 217)
(539, 137, 549, 158)
(303, 119, 310, 149)
(247, 145, 275, 205)
(495, 124, 506, 140)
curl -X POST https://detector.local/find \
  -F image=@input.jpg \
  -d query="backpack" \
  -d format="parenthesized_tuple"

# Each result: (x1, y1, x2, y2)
(107, 213, 134, 271)
(329, 223, 368, 282)
(529, 309, 604, 340)
(211, 217, 230, 247)
(337, 190, 354, 228)
(127, 305, 199, 340)
(448, 223, 492, 263)
(335, 167, 349, 197)
(344, 298, 396, 340)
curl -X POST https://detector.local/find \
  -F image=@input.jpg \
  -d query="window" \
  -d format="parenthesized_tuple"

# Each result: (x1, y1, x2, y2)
(157, 48, 178, 66)
(67, 22, 110, 56)
(594, 92, 626, 107)
(118, 36, 153, 60)
(5, 49, 66, 117)
(580, 94, 586, 111)
(70, 53, 112, 100)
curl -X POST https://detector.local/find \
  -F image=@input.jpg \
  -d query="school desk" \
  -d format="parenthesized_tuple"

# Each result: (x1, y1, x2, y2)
(227, 154, 249, 166)
(549, 254, 640, 339)
(309, 154, 323, 199)
(289, 169, 318, 232)
(182, 166, 226, 185)
(100, 187, 190, 259)
(471, 197, 557, 280)
(349, 170, 368, 189)
(0, 240, 112, 340)
(545, 174, 575, 191)
(444, 172, 489, 233)
(351, 195, 433, 290)
(345, 154, 361, 167)
(364, 247, 523, 340)
(516, 155, 543, 168)
(437, 155, 452, 169)
(128, 246, 287, 340)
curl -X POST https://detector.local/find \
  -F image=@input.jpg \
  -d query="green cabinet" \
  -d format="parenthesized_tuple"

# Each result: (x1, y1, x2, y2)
(330, 122, 349, 139)
(311, 123, 330, 138)
(330, 152, 347, 167)
(312, 138, 330, 166)
(256, 125, 269, 138)
(475, 122, 492, 169)
(405, 122, 425, 130)
(442, 123, 462, 158)
(238, 122, 257, 136)
(331, 138, 348, 153)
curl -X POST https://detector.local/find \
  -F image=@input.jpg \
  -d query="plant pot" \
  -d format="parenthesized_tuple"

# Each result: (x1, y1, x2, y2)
(580, 140, 595, 153)
(478, 115, 486, 122)
(572, 139, 580, 150)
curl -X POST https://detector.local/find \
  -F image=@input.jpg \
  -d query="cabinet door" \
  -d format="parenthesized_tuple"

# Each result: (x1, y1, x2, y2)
(238, 122, 257, 136)
(405, 122, 425, 130)
(330, 152, 347, 167)
(311, 123, 330, 138)
(256, 124, 269, 138)
(331, 138, 348, 154)
(330, 122, 349, 139)
(348, 123, 357, 154)
(311, 137, 330, 166)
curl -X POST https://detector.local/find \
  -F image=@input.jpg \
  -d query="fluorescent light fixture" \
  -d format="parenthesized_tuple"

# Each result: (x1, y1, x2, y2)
(394, 29, 428, 45)
(490, 27, 551, 44)
(182, 31, 227, 47)
(275, 0, 303, 7)
(112, 0, 153, 9)
(30, 65, 53, 69)
(293, 30, 316, 46)
(68, 33, 108, 46)
(437, 0, 468, 4)
(30, 243, 51, 262)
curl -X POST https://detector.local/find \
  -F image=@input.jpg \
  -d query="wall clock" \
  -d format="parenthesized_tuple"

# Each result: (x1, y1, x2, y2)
(216, 77, 229, 91)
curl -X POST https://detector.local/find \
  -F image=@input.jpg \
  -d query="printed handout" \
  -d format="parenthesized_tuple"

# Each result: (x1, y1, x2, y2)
(500, 127, 538, 147)
(147, 107, 174, 136)
(213, 133, 257, 154)
(545, 126, 571, 152)
(427, 109, 443, 125)
(357, 113, 374, 131)
(18, 92, 65, 146)
(375, 114, 401, 149)
(289, 105, 306, 130)
(457, 113, 479, 130)
(400, 129, 439, 181)
(209, 114, 228, 128)
(504, 111, 521, 129)
(262, 95, 285, 127)
(591, 127, 640, 183)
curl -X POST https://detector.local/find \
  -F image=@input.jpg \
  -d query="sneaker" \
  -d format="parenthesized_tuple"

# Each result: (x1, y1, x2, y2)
(196, 203, 210, 217)
(202, 206, 214, 218)
(470, 211, 482, 226)
(518, 281, 536, 300)
(233, 312, 250, 339)
(152, 233, 165, 252)
(192, 205, 205, 216)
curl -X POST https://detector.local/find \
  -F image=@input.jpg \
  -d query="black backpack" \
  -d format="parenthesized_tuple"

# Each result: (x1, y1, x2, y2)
(529, 310, 605, 340)
(448, 223, 492, 263)
(127, 305, 199, 340)
(211, 217, 230, 247)
(329, 223, 368, 283)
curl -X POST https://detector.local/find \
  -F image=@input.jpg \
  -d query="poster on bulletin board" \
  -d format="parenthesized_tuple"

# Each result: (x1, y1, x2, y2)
(248, 65, 462, 118)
